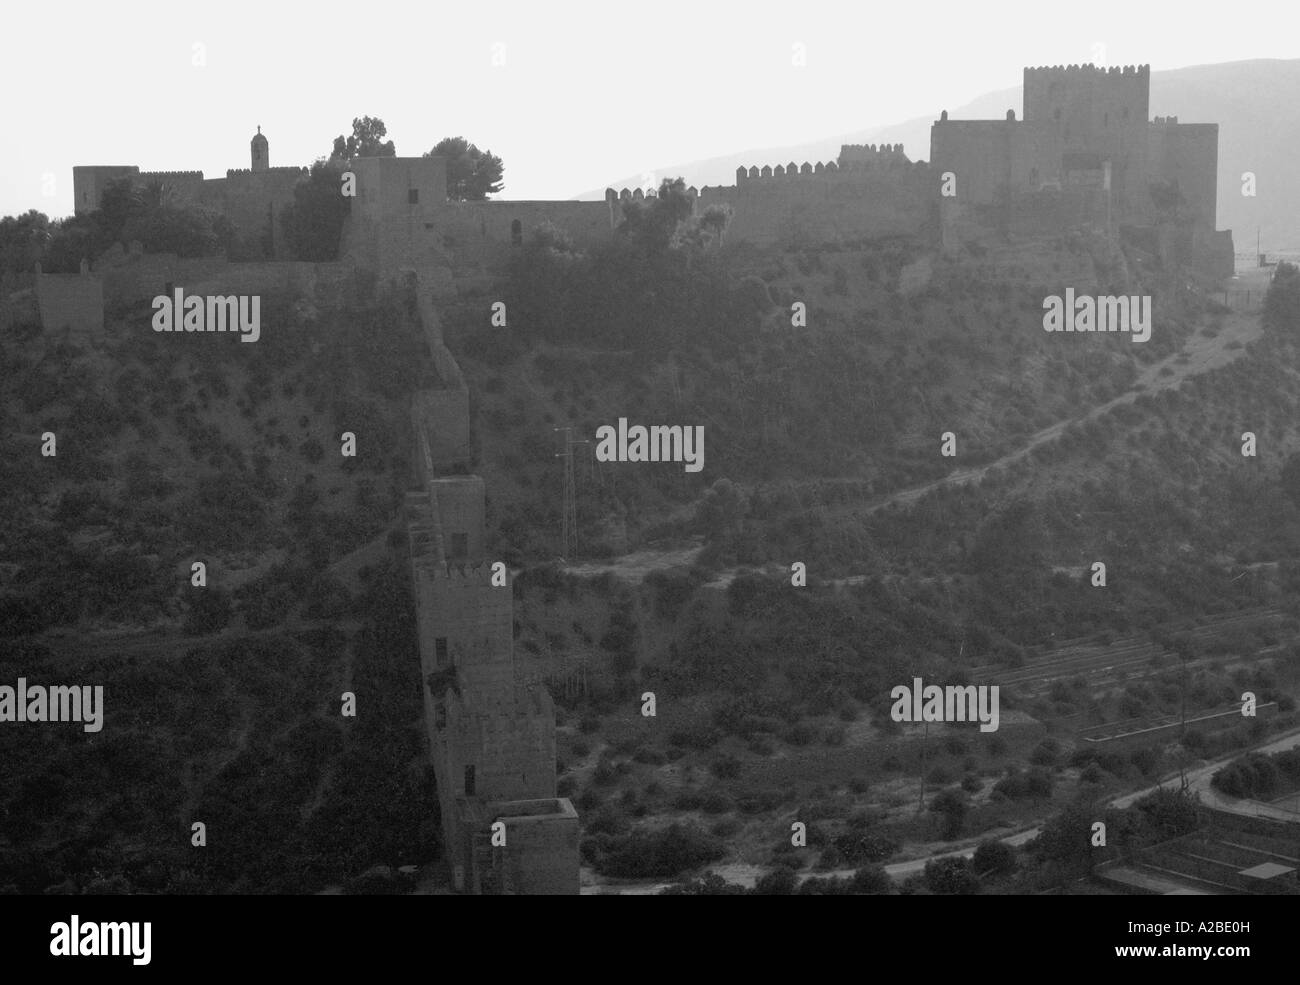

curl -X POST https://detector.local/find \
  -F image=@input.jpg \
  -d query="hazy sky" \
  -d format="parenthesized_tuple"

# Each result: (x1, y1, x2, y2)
(3, 0, 1296, 219)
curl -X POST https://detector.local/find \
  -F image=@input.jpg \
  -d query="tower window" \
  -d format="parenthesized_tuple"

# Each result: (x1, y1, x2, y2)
(464, 765, 476, 796)
(435, 637, 449, 666)
(408, 188, 419, 204)
(511, 219, 522, 246)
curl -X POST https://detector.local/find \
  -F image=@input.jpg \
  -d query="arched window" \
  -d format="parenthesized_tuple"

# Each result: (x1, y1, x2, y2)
(511, 219, 522, 246)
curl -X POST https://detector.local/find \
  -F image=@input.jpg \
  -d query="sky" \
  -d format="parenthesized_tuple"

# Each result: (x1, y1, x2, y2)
(3, 0, 1297, 219)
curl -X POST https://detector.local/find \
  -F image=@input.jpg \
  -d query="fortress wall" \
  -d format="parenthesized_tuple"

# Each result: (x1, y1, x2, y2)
(36, 269, 103, 340)
(100, 254, 352, 306)
(137, 170, 206, 202)
(1148, 123, 1219, 228)
(930, 121, 1014, 205)
(414, 388, 471, 467)
(436, 199, 615, 268)
(440, 689, 556, 803)
(200, 169, 307, 258)
(699, 166, 933, 245)
(426, 563, 515, 689)
(428, 476, 486, 562)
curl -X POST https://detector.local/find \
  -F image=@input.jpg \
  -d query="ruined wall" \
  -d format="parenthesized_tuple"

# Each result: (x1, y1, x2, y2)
(436, 199, 615, 271)
(97, 250, 352, 307)
(36, 264, 103, 340)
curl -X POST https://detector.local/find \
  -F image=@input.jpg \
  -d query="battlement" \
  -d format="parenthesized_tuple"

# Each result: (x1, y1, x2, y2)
(225, 166, 308, 178)
(610, 186, 660, 201)
(1024, 63, 1150, 76)
(138, 170, 205, 181)
(736, 160, 836, 181)
(735, 148, 915, 184)
(1153, 116, 1180, 125)
(838, 142, 909, 162)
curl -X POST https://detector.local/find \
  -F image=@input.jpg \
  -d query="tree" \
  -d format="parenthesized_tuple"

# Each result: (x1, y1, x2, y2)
(971, 839, 1017, 876)
(0, 210, 51, 287)
(281, 160, 350, 261)
(849, 865, 892, 894)
(929, 788, 967, 840)
(427, 137, 504, 200)
(923, 856, 979, 895)
(331, 116, 396, 162)
(618, 177, 695, 253)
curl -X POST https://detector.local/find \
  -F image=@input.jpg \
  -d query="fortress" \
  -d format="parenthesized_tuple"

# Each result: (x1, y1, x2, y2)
(68, 62, 1233, 298)
(931, 65, 1232, 270)
(47, 61, 1234, 893)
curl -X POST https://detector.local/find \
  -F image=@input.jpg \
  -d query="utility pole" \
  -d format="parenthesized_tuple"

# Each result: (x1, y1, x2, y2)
(554, 427, 589, 560)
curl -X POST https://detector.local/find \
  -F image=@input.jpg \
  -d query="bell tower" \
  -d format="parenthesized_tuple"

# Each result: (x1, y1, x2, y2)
(250, 126, 269, 171)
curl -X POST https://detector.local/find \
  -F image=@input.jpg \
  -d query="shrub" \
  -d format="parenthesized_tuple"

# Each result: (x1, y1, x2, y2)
(589, 823, 725, 879)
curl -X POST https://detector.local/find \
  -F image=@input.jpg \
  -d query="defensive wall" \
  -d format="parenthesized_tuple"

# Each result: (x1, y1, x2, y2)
(404, 268, 578, 894)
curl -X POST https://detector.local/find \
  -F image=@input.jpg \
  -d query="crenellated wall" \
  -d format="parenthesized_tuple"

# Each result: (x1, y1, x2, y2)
(699, 159, 934, 246)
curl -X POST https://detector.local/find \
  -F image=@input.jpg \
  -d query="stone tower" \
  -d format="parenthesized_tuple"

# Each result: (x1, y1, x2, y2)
(250, 126, 269, 172)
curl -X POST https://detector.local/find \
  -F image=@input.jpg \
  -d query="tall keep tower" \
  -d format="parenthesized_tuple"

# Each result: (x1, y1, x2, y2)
(1022, 64, 1150, 217)
(250, 126, 269, 171)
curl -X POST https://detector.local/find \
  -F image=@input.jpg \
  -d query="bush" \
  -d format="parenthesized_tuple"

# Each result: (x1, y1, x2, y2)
(924, 856, 979, 895)
(971, 839, 1017, 876)
(588, 823, 725, 879)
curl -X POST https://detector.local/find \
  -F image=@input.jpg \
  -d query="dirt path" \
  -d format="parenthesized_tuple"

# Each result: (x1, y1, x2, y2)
(853, 302, 1264, 518)
(564, 300, 1265, 586)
